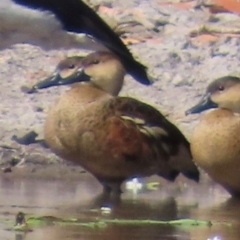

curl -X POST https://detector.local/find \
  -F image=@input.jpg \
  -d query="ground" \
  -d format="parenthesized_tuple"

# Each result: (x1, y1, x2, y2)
(1, 0, 240, 180)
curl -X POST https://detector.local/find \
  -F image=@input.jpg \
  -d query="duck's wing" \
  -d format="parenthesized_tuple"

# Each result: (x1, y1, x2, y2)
(104, 97, 200, 182)
(13, 0, 151, 85)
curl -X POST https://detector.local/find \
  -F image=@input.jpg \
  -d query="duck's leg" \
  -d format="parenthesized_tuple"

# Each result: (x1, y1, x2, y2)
(97, 177, 123, 196)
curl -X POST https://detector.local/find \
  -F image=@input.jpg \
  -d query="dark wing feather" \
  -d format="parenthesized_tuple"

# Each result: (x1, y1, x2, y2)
(108, 97, 190, 153)
(106, 97, 199, 182)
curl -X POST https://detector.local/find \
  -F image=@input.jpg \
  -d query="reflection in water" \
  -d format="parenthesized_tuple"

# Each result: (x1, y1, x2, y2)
(15, 233, 26, 240)
(86, 196, 179, 221)
(0, 176, 239, 240)
(23, 225, 189, 240)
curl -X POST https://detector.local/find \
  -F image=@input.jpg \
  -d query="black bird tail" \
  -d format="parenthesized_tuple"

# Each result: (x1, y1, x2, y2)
(13, 0, 152, 85)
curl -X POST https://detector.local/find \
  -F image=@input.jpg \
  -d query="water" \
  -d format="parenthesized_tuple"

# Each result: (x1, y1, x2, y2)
(0, 175, 240, 240)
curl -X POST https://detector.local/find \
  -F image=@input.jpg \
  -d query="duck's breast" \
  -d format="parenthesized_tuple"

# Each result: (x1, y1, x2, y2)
(191, 109, 240, 189)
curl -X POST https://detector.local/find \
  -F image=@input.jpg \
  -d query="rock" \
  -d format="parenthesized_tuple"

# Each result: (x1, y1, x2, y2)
(12, 130, 38, 145)
(172, 74, 185, 86)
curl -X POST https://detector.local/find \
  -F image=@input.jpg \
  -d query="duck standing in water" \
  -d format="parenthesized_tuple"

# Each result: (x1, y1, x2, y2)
(186, 76, 240, 198)
(29, 51, 199, 195)
(12, 0, 151, 85)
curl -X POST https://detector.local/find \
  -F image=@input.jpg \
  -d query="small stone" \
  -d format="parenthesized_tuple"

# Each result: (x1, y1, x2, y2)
(100, 207, 112, 215)
(12, 131, 38, 145)
(34, 106, 44, 112)
(212, 45, 230, 56)
(2, 167, 12, 173)
(20, 85, 37, 94)
(10, 157, 21, 166)
(172, 74, 184, 86)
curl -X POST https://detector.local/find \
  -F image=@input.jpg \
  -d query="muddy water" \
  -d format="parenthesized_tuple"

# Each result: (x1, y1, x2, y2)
(0, 174, 240, 240)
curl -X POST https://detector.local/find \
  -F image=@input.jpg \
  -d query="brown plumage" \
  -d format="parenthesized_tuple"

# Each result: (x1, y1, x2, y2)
(186, 76, 240, 198)
(31, 51, 199, 195)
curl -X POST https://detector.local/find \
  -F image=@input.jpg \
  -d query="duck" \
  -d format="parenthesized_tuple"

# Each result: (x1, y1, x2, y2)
(29, 51, 199, 195)
(11, 0, 151, 85)
(186, 76, 240, 198)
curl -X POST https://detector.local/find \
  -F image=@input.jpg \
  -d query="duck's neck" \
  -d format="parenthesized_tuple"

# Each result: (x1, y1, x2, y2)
(71, 83, 112, 103)
(90, 74, 125, 96)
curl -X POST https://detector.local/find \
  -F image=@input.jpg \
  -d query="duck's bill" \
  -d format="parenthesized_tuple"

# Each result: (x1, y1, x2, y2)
(33, 72, 66, 90)
(26, 70, 90, 93)
(185, 93, 218, 115)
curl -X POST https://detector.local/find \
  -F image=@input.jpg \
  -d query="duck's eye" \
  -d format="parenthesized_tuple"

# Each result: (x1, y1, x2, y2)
(92, 60, 100, 65)
(218, 85, 225, 91)
(68, 64, 75, 69)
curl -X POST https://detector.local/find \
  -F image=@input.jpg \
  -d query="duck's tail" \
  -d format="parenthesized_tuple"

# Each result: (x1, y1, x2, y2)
(160, 140, 200, 183)
(13, 0, 152, 85)
(182, 167, 200, 182)
(158, 169, 180, 182)
(171, 142, 200, 182)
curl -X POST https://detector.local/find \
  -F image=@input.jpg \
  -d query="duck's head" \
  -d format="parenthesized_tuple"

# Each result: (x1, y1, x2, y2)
(32, 51, 126, 96)
(186, 76, 240, 115)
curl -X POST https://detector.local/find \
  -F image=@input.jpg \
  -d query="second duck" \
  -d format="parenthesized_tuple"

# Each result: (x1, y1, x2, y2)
(186, 76, 240, 198)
